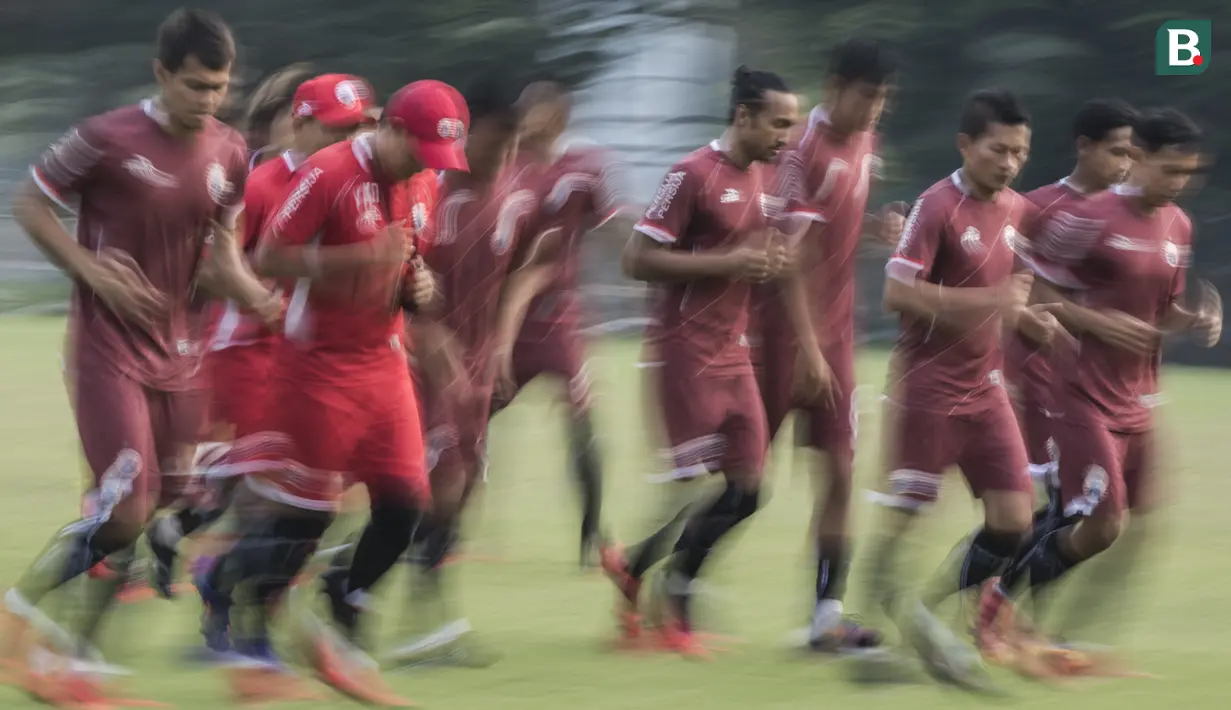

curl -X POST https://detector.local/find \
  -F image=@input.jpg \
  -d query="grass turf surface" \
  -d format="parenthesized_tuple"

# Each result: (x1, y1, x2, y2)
(0, 314, 1228, 708)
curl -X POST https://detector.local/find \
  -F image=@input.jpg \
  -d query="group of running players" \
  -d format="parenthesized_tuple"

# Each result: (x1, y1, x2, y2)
(0, 5, 1220, 706)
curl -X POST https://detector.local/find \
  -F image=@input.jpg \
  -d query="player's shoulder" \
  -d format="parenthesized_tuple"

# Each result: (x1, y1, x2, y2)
(1163, 201, 1195, 239)
(916, 173, 962, 210)
(248, 151, 295, 189)
(71, 103, 149, 147)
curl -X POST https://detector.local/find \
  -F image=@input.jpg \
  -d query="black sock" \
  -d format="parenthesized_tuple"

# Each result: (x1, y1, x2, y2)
(999, 526, 1080, 595)
(568, 414, 603, 549)
(177, 506, 223, 537)
(628, 516, 687, 580)
(252, 516, 330, 608)
(347, 505, 420, 594)
(958, 527, 1024, 592)
(670, 484, 759, 581)
(815, 536, 850, 604)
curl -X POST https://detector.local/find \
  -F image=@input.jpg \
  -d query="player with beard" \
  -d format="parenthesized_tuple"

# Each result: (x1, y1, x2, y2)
(921, 98, 1138, 616)
(759, 38, 897, 653)
(975, 108, 1219, 673)
(867, 89, 1064, 688)
(600, 66, 796, 656)
(1, 9, 279, 704)
(385, 77, 562, 667)
(487, 80, 634, 567)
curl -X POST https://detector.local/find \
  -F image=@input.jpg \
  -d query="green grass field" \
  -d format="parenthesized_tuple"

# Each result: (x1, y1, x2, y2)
(1, 315, 1230, 709)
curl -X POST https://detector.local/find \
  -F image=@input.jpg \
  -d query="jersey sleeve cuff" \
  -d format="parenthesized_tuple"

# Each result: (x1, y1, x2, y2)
(634, 221, 677, 245)
(885, 255, 924, 284)
(29, 166, 76, 215)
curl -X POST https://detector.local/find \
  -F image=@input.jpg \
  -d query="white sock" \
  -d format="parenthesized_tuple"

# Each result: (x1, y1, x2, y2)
(810, 599, 843, 640)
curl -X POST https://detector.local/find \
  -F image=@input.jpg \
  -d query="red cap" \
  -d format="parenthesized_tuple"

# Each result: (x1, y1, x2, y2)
(383, 80, 470, 172)
(292, 74, 375, 128)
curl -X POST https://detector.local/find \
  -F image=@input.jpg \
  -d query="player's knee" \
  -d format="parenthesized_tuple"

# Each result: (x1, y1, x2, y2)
(817, 454, 855, 507)
(982, 490, 1034, 536)
(1083, 506, 1126, 554)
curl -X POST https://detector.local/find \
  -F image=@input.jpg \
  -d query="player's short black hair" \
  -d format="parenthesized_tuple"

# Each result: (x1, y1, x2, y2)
(464, 76, 522, 134)
(728, 65, 791, 124)
(244, 63, 314, 144)
(1072, 99, 1137, 142)
(829, 38, 897, 86)
(959, 88, 1030, 139)
(1134, 107, 1202, 154)
(157, 8, 235, 73)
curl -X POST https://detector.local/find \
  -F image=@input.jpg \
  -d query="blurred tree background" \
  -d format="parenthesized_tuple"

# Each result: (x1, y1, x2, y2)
(0, 0, 1227, 363)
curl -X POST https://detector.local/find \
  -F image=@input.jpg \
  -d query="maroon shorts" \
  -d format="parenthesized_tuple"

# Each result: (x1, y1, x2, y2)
(884, 392, 1032, 507)
(757, 338, 857, 460)
(650, 363, 767, 480)
(1055, 403, 1153, 518)
(418, 371, 491, 479)
(490, 324, 589, 414)
(247, 371, 428, 511)
(74, 367, 206, 525)
(1016, 396, 1057, 481)
(205, 341, 274, 440)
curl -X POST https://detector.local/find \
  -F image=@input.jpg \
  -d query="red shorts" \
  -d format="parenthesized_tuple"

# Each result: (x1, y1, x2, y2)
(757, 337, 857, 460)
(418, 371, 491, 479)
(205, 341, 274, 440)
(883, 390, 1032, 507)
(1055, 401, 1153, 518)
(650, 361, 767, 481)
(247, 370, 428, 511)
(74, 366, 206, 526)
(490, 324, 590, 414)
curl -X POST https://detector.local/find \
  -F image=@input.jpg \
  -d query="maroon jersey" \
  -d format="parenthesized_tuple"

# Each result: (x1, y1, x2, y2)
(424, 164, 544, 389)
(518, 144, 631, 336)
(1025, 184, 1192, 432)
(885, 171, 1034, 414)
(209, 150, 301, 351)
(762, 106, 881, 350)
(32, 100, 246, 391)
(636, 141, 774, 376)
(1003, 179, 1096, 407)
(265, 134, 410, 385)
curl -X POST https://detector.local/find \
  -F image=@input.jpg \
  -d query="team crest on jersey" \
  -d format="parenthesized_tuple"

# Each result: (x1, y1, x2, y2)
(205, 162, 232, 205)
(411, 202, 428, 234)
(1163, 240, 1180, 267)
(1001, 225, 1019, 251)
(960, 226, 983, 253)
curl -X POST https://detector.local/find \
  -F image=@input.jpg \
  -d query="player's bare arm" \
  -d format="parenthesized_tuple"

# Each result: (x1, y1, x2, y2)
(883, 269, 1031, 331)
(1159, 279, 1222, 346)
(490, 226, 568, 395)
(196, 219, 282, 325)
(256, 221, 411, 279)
(12, 178, 167, 327)
(621, 231, 771, 283)
(1032, 278, 1161, 355)
(776, 233, 833, 403)
(413, 318, 466, 392)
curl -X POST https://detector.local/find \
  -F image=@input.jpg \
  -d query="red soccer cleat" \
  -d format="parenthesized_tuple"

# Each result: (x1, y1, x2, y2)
(656, 620, 711, 660)
(598, 543, 644, 646)
(974, 578, 1018, 666)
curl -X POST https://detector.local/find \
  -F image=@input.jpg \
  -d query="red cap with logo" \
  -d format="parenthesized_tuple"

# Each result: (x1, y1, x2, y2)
(292, 74, 375, 128)
(383, 80, 470, 172)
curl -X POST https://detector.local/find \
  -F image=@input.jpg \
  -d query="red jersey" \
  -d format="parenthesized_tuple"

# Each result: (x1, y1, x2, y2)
(517, 144, 631, 335)
(761, 106, 881, 352)
(636, 141, 774, 376)
(264, 133, 410, 385)
(1003, 179, 1095, 408)
(208, 149, 303, 352)
(423, 164, 544, 389)
(886, 171, 1034, 415)
(1025, 185, 1192, 432)
(32, 100, 247, 391)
